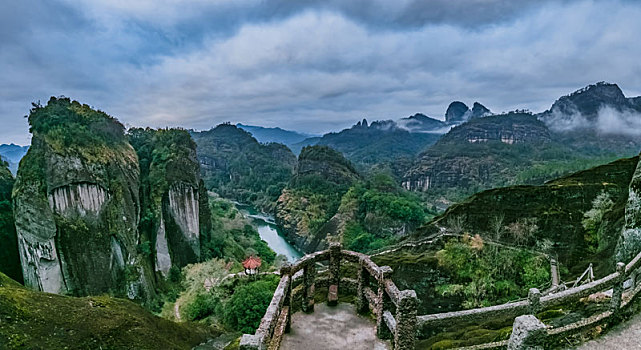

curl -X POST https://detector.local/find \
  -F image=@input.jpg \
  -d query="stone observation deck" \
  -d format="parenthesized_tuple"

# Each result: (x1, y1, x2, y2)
(240, 243, 641, 350)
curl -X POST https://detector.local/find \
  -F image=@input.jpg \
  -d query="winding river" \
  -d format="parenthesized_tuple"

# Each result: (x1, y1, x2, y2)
(235, 204, 302, 263)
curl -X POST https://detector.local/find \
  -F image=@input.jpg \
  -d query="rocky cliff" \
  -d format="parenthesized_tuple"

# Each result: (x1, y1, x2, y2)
(419, 156, 639, 273)
(402, 112, 551, 194)
(129, 128, 209, 278)
(13, 98, 153, 299)
(0, 157, 21, 283)
(11, 98, 210, 303)
(275, 145, 360, 252)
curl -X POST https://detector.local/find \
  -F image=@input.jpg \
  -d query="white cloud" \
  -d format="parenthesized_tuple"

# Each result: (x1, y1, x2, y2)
(2, 0, 641, 143)
(597, 106, 641, 136)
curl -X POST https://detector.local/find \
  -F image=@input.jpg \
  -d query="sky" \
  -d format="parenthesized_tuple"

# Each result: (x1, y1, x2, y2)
(1, 0, 641, 145)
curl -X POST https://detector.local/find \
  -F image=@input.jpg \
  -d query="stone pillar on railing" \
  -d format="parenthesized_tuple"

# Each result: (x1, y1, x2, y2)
(356, 259, 370, 314)
(239, 334, 265, 350)
(631, 268, 637, 290)
(328, 242, 342, 306)
(376, 266, 393, 340)
(394, 290, 418, 350)
(303, 262, 316, 313)
(507, 315, 546, 350)
(528, 288, 541, 315)
(610, 262, 625, 313)
(280, 262, 292, 332)
(550, 259, 560, 289)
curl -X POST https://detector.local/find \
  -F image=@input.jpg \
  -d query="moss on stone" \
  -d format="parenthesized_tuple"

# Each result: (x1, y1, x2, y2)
(0, 272, 214, 349)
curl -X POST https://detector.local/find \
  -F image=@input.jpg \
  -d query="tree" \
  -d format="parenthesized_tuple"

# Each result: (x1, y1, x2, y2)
(224, 277, 279, 333)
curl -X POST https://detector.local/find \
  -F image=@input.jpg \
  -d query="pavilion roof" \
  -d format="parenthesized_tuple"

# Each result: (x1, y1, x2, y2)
(242, 256, 262, 269)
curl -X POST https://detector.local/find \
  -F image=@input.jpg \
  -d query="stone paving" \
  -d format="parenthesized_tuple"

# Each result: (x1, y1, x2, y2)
(280, 303, 391, 350)
(575, 311, 641, 350)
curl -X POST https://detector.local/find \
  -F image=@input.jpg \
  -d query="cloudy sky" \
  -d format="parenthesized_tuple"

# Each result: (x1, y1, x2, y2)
(2, 0, 641, 144)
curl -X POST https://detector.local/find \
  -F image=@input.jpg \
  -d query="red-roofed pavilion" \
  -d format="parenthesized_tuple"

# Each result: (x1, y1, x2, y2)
(242, 256, 262, 276)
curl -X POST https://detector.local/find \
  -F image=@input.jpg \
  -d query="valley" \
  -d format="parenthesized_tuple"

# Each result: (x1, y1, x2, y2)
(1, 81, 641, 350)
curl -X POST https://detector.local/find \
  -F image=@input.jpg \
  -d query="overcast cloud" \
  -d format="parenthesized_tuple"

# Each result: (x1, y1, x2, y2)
(1, 0, 641, 144)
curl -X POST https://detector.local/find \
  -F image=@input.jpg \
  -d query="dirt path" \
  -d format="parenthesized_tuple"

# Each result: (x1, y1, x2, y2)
(575, 312, 641, 349)
(174, 301, 182, 321)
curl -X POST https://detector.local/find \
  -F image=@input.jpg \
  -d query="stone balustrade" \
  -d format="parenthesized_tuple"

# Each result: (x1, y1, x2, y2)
(241, 244, 641, 350)
(240, 243, 418, 350)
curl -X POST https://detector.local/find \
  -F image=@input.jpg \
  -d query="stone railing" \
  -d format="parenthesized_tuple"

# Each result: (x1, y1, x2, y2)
(240, 244, 641, 350)
(416, 249, 641, 349)
(239, 243, 418, 350)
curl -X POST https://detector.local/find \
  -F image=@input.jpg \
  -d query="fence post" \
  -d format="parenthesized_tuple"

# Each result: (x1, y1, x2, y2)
(528, 288, 541, 315)
(394, 290, 418, 350)
(377, 266, 393, 340)
(280, 262, 292, 332)
(303, 262, 316, 313)
(328, 243, 342, 306)
(507, 315, 546, 350)
(356, 259, 370, 314)
(611, 262, 625, 313)
(550, 259, 560, 289)
(239, 334, 265, 350)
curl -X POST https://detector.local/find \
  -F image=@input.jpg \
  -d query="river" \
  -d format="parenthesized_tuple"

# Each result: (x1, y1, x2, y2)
(235, 204, 303, 263)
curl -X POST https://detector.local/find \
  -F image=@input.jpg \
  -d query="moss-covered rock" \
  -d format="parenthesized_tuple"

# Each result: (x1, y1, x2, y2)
(0, 272, 212, 349)
(419, 156, 638, 274)
(0, 156, 21, 283)
(275, 146, 360, 252)
(13, 97, 153, 299)
(129, 128, 209, 277)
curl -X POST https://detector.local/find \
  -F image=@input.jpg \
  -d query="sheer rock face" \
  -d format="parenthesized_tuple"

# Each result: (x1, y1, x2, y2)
(156, 182, 201, 273)
(13, 138, 151, 298)
(402, 113, 551, 192)
(617, 156, 641, 262)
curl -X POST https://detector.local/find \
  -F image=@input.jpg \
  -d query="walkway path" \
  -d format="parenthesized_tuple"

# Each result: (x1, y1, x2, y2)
(575, 312, 641, 349)
(280, 303, 391, 350)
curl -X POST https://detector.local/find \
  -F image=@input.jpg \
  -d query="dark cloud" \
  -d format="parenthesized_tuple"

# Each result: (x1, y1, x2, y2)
(0, 0, 640, 144)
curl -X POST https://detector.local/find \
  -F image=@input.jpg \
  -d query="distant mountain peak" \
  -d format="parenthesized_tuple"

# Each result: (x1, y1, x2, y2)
(547, 82, 629, 119)
(445, 101, 492, 124)
(471, 102, 491, 119)
(236, 123, 314, 147)
(445, 101, 469, 123)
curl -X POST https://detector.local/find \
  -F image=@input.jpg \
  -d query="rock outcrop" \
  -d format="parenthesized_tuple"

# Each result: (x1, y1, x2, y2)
(0, 156, 21, 283)
(423, 156, 638, 271)
(12, 97, 211, 302)
(13, 99, 151, 298)
(128, 127, 208, 277)
(402, 112, 551, 193)
(275, 145, 360, 252)
(445, 101, 470, 124)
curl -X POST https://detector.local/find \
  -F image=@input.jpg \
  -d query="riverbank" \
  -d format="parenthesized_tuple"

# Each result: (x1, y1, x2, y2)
(234, 203, 302, 263)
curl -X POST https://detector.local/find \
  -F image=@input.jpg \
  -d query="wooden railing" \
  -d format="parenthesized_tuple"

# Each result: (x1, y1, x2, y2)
(239, 243, 418, 350)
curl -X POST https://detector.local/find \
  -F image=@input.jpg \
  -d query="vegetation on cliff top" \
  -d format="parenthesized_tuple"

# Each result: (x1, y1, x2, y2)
(192, 124, 296, 211)
(418, 156, 638, 276)
(341, 173, 435, 253)
(278, 145, 435, 253)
